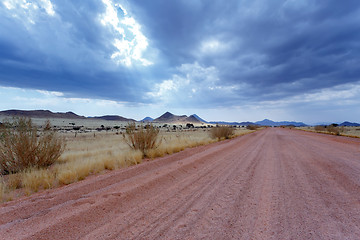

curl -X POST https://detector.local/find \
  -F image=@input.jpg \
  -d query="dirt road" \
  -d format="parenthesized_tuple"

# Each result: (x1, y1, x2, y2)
(1, 128, 360, 239)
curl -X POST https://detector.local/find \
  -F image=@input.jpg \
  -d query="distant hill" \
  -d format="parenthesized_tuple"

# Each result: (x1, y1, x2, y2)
(191, 114, 208, 123)
(141, 117, 154, 122)
(89, 115, 135, 122)
(0, 110, 86, 119)
(209, 121, 256, 126)
(339, 121, 360, 127)
(255, 119, 307, 127)
(186, 115, 203, 123)
(153, 112, 204, 124)
(0, 110, 311, 126)
(0, 110, 135, 122)
(313, 122, 333, 126)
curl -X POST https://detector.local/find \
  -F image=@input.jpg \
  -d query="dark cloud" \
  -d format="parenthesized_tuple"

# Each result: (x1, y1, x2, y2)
(128, 0, 360, 105)
(1, 0, 360, 109)
(0, 0, 152, 103)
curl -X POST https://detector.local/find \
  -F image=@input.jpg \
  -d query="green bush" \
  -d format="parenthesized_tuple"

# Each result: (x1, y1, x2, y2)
(0, 118, 65, 174)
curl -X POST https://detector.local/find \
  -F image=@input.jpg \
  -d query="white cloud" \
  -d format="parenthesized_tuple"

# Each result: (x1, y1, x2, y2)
(100, 0, 152, 67)
(39, 0, 55, 16)
(256, 82, 360, 107)
(36, 90, 64, 97)
(2, 0, 55, 25)
(0, 86, 131, 117)
(200, 39, 229, 54)
(147, 62, 239, 105)
(148, 80, 178, 98)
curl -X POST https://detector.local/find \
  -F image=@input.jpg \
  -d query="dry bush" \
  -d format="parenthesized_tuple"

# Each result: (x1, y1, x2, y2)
(123, 122, 161, 157)
(314, 125, 326, 132)
(246, 125, 259, 130)
(0, 118, 65, 174)
(326, 125, 345, 135)
(210, 126, 235, 140)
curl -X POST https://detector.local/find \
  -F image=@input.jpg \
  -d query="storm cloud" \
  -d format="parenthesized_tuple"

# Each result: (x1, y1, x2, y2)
(1, 0, 360, 122)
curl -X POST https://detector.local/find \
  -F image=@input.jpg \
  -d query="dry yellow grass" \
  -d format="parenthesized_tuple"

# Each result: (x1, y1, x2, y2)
(55, 132, 143, 184)
(22, 168, 55, 193)
(56, 150, 142, 185)
(146, 130, 216, 159)
(297, 126, 360, 138)
(0, 177, 5, 202)
(7, 173, 23, 190)
(0, 127, 255, 202)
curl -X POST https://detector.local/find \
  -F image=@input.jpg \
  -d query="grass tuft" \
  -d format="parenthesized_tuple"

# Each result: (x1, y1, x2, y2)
(7, 173, 23, 190)
(0, 177, 5, 202)
(22, 168, 55, 193)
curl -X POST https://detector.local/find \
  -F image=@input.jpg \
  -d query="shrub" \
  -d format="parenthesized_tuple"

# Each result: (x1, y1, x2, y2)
(123, 122, 161, 157)
(314, 125, 326, 132)
(0, 118, 65, 174)
(326, 125, 345, 135)
(210, 126, 235, 140)
(246, 125, 259, 130)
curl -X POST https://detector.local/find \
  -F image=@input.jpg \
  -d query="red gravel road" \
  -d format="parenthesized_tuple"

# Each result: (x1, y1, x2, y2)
(1, 128, 360, 239)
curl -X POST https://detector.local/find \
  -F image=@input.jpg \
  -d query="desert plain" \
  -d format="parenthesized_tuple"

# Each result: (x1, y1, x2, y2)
(1, 123, 360, 239)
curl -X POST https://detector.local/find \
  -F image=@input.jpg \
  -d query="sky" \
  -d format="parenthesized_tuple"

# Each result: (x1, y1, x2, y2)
(1, 0, 360, 124)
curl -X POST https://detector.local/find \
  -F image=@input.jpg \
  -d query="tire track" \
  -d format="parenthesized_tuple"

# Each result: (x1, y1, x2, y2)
(1, 128, 360, 239)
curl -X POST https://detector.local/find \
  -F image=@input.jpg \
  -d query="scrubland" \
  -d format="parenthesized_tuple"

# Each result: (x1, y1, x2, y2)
(297, 126, 360, 138)
(0, 123, 254, 202)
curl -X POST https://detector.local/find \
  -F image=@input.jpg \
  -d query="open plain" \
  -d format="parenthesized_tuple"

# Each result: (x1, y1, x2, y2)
(1, 128, 360, 239)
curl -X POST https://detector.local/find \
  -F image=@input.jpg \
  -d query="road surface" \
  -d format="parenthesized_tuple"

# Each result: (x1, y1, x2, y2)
(1, 128, 360, 239)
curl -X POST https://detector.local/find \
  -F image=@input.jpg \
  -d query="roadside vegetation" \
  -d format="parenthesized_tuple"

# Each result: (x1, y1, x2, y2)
(298, 125, 360, 138)
(0, 178, 4, 201)
(0, 118, 65, 175)
(246, 125, 260, 130)
(0, 119, 257, 202)
(123, 122, 161, 157)
(210, 125, 235, 140)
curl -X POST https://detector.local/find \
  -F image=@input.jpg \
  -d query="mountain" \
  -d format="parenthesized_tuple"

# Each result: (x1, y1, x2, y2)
(191, 114, 208, 123)
(185, 115, 203, 123)
(141, 117, 154, 122)
(209, 121, 256, 126)
(0, 110, 135, 121)
(0, 110, 86, 119)
(255, 119, 307, 127)
(313, 122, 333, 126)
(90, 115, 135, 122)
(339, 121, 360, 127)
(153, 112, 203, 124)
